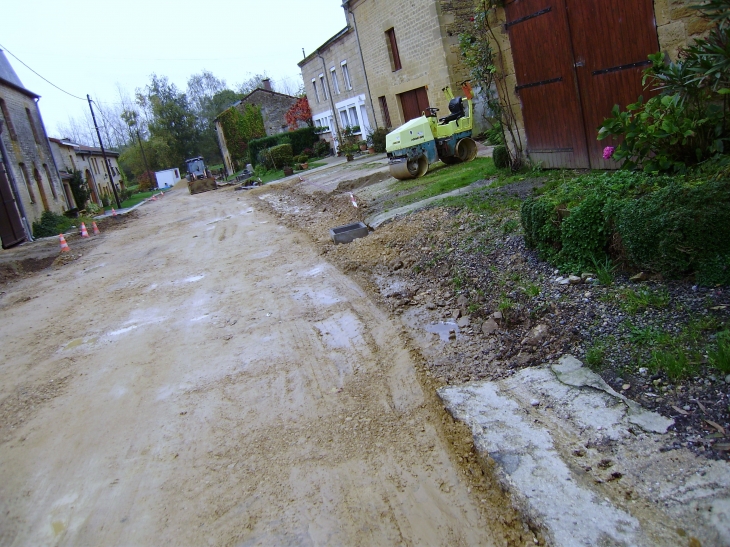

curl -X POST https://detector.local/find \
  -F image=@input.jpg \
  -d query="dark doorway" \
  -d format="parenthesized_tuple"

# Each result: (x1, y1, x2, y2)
(0, 161, 26, 248)
(505, 0, 659, 168)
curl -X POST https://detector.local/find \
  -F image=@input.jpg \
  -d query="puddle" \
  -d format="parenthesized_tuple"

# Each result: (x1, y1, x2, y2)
(290, 287, 340, 306)
(63, 337, 98, 350)
(424, 321, 459, 342)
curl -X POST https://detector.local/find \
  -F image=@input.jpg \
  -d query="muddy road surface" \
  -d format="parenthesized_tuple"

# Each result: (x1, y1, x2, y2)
(0, 188, 524, 546)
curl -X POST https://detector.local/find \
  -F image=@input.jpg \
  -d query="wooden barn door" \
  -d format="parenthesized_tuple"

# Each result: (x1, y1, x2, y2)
(0, 161, 26, 249)
(565, 0, 659, 168)
(505, 0, 658, 168)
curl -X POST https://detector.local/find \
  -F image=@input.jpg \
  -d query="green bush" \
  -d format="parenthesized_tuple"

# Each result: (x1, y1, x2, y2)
(521, 171, 730, 283)
(32, 211, 73, 238)
(267, 144, 293, 168)
(493, 145, 510, 169)
(616, 178, 730, 283)
(314, 140, 331, 157)
(248, 127, 318, 166)
(367, 127, 389, 153)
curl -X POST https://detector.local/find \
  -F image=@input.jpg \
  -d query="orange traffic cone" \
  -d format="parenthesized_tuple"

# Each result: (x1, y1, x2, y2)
(80, 222, 89, 238)
(111, 208, 117, 217)
(59, 234, 70, 252)
(92, 221, 100, 235)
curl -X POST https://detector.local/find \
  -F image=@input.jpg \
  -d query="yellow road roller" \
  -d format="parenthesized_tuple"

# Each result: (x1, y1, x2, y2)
(386, 85, 478, 180)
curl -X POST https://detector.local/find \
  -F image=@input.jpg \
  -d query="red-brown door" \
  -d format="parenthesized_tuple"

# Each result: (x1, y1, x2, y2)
(506, 0, 590, 168)
(399, 87, 430, 122)
(0, 161, 26, 249)
(505, 0, 659, 168)
(565, 0, 659, 168)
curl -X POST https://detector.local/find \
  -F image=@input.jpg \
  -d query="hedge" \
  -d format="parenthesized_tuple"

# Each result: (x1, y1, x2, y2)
(520, 172, 730, 285)
(249, 127, 318, 166)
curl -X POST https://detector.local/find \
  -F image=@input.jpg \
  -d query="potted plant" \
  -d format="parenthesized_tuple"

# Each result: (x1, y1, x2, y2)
(358, 140, 368, 151)
(338, 126, 360, 161)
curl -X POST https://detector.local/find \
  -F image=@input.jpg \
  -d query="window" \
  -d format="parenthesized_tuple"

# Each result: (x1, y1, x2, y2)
(379, 96, 392, 129)
(312, 79, 320, 103)
(43, 164, 58, 200)
(0, 98, 17, 140)
(340, 110, 350, 128)
(348, 107, 359, 130)
(25, 108, 41, 144)
(330, 67, 340, 94)
(385, 28, 402, 71)
(319, 74, 328, 100)
(19, 163, 35, 203)
(341, 61, 352, 90)
(33, 167, 49, 210)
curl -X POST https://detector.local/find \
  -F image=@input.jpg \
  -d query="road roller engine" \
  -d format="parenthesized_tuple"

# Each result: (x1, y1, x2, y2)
(386, 85, 478, 180)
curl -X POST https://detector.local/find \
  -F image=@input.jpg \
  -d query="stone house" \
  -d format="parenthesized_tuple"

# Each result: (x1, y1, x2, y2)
(299, 26, 377, 151)
(341, 0, 478, 131)
(480, 0, 714, 169)
(0, 49, 65, 246)
(49, 138, 124, 208)
(214, 79, 300, 174)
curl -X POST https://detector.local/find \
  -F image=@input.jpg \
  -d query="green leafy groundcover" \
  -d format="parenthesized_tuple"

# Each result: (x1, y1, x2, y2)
(248, 127, 318, 167)
(520, 171, 730, 285)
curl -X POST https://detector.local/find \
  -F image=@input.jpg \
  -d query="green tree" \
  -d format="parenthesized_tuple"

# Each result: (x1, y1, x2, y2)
(68, 170, 89, 209)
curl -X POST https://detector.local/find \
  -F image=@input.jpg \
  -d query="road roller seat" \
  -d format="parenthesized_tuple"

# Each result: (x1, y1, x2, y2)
(439, 98, 466, 125)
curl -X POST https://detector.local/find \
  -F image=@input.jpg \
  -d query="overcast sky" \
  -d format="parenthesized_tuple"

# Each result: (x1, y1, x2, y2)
(2, 0, 347, 137)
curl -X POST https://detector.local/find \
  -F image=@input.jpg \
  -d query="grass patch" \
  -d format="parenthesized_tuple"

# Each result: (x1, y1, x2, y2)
(709, 331, 730, 373)
(585, 341, 608, 370)
(384, 158, 498, 209)
(104, 191, 157, 211)
(619, 287, 670, 314)
(648, 350, 698, 381)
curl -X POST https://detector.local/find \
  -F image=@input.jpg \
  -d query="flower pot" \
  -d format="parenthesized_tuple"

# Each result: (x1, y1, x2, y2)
(283, 166, 294, 176)
(346, 154, 354, 162)
(359, 144, 368, 151)
(301, 163, 308, 170)
(368, 147, 375, 154)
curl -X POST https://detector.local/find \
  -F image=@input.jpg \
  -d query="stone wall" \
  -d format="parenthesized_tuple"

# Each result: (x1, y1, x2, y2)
(299, 26, 377, 145)
(238, 89, 298, 138)
(0, 84, 65, 224)
(655, 0, 714, 60)
(347, 0, 474, 129)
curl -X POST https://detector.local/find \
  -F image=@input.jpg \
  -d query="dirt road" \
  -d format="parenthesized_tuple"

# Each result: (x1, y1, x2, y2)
(0, 188, 525, 546)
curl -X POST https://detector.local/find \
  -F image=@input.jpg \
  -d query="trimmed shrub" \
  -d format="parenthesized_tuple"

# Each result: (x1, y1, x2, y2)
(248, 127, 318, 166)
(368, 127, 388, 153)
(267, 144, 293, 168)
(313, 139, 331, 158)
(493, 145, 510, 169)
(615, 178, 730, 283)
(32, 211, 73, 238)
(520, 171, 730, 284)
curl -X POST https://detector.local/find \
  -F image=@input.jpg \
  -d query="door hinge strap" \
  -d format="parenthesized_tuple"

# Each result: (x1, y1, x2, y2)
(592, 59, 651, 76)
(515, 76, 563, 92)
(505, 7, 552, 29)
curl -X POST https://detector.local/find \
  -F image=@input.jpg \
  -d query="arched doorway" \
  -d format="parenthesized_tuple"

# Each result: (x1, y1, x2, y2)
(85, 169, 99, 206)
(33, 167, 49, 211)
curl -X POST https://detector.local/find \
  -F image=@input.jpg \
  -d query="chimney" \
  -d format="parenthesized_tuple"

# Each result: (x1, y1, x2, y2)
(262, 78, 272, 92)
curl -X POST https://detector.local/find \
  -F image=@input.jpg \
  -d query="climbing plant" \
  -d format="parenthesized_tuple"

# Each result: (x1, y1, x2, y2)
(218, 104, 266, 164)
(459, 0, 524, 169)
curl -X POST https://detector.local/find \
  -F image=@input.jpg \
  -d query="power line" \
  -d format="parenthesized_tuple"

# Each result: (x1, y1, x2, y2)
(0, 42, 87, 101)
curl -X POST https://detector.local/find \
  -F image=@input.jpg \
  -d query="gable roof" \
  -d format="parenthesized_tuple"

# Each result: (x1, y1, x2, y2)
(214, 87, 299, 121)
(0, 50, 40, 99)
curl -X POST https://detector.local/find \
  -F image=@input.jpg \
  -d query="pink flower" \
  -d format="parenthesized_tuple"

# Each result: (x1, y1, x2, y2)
(603, 146, 616, 160)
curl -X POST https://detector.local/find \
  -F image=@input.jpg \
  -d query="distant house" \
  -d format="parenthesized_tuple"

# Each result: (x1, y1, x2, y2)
(299, 26, 377, 152)
(214, 79, 300, 175)
(49, 138, 124, 208)
(0, 49, 65, 247)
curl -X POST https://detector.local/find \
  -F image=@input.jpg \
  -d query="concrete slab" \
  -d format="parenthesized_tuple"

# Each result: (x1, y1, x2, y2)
(439, 356, 730, 547)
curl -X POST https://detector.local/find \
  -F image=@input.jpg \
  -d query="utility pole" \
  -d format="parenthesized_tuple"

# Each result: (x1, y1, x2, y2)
(135, 128, 151, 181)
(87, 94, 122, 209)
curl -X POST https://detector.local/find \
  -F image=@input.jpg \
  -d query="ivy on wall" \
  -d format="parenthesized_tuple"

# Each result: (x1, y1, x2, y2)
(219, 104, 266, 163)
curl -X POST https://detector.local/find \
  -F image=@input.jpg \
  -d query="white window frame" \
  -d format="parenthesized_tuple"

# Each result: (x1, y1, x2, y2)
(348, 106, 359, 129)
(339, 110, 350, 128)
(330, 67, 340, 94)
(341, 61, 352, 90)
